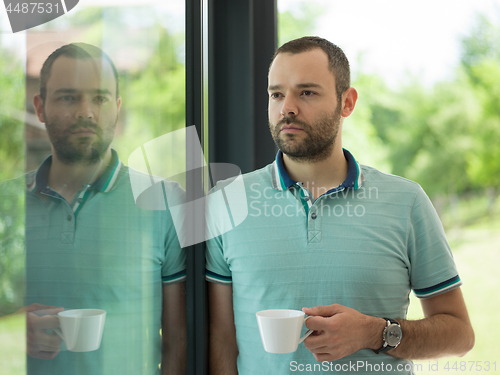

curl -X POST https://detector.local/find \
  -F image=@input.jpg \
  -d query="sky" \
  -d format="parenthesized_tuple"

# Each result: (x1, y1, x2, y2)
(280, 0, 500, 87)
(1, 0, 499, 87)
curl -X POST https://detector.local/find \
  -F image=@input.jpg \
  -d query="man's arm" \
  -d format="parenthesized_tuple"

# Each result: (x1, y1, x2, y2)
(388, 287, 474, 359)
(208, 282, 238, 375)
(302, 287, 474, 362)
(161, 282, 186, 375)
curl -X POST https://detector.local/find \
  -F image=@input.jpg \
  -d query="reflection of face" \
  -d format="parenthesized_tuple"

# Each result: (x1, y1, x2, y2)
(268, 49, 342, 162)
(37, 56, 120, 165)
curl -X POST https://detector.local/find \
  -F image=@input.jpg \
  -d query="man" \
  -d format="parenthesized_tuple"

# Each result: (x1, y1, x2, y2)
(2, 43, 186, 374)
(206, 36, 474, 374)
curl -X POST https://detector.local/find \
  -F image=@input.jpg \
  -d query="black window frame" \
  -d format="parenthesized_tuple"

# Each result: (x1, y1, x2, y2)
(185, 0, 277, 373)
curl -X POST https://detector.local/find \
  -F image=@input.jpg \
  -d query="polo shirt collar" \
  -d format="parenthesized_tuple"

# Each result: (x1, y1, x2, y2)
(28, 149, 124, 194)
(271, 148, 364, 191)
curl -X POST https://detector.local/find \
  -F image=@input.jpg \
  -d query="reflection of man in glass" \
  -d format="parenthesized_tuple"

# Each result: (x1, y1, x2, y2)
(207, 37, 474, 374)
(23, 43, 185, 374)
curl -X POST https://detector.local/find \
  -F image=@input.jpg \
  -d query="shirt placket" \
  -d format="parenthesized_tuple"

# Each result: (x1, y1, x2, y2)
(307, 197, 322, 244)
(41, 185, 93, 244)
(292, 184, 322, 244)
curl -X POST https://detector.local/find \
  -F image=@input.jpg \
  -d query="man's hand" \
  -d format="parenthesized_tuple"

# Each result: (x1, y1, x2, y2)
(302, 304, 384, 362)
(302, 289, 474, 362)
(21, 303, 64, 360)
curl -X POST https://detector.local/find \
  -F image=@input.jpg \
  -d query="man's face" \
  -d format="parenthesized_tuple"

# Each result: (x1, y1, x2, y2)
(268, 49, 342, 162)
(35, 56, 121, 165)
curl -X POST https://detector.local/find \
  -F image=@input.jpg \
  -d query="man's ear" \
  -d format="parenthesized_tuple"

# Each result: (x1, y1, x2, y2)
(33, 94, 45, 123)
(116, 96, 122, 113)
(341, 87, 358, 118)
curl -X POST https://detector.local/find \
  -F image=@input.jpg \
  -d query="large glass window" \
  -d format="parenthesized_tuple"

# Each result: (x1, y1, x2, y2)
(1, 2, 188, 374)
(278, 0, 499, 371)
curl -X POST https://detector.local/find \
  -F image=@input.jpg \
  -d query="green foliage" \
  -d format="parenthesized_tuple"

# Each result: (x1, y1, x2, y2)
(344, 72, 391, 171)
(363, 70, 484, 196)
(461, 14, 500, 78)
(0, 45, 26, 314)
(460, 13, 500, 191)
(114, 27, 186, 161)
(0, 48, 25, 181)
(0, 178, 25, 315)
(278, 1, 326, 46)
(350, 12, 500, 197)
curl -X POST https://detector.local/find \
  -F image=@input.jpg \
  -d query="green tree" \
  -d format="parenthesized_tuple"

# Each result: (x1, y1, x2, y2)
(344, 70, 391, 171)
(0, 45, 26, 314)
(362, 69, 482, 197)
(0, 47, 24, 181)
(278, 1, 326, 46)
(114, 27, 186, 161)
(461, 14, 500, 192)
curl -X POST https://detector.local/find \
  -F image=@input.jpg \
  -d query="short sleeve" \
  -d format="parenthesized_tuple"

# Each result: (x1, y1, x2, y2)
(408, 186, 462, 298)
(205, 183, 232, 284)
(161, 180, 186, 284)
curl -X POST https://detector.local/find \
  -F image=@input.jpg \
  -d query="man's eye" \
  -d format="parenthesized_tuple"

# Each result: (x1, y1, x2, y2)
(270, 93, 282, 99)
(60, 95, 76, 101)
(94, 96, 109, 103)
(302, 90, 315, 96)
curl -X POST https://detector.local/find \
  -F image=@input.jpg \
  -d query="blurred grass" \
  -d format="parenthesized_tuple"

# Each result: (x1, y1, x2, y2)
(0, 313, 25, 374)
(408, 195, 500, 374)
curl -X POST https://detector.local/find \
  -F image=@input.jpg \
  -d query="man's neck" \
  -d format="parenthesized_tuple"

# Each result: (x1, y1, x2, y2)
(282, 144, 348, 200)
(47, 148, 112, 203)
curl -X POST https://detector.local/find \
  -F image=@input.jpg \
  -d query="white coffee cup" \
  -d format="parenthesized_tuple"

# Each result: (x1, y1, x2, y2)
(54, 309, 106, 352)
(256, 309, 313, 353)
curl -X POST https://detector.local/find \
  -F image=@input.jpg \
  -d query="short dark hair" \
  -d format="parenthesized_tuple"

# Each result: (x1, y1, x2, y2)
(271, 36, 350, 102)
(39, 43, 119, 101)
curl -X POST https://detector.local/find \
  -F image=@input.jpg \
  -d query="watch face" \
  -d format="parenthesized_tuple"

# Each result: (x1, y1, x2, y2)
(386, 325, 402, 346)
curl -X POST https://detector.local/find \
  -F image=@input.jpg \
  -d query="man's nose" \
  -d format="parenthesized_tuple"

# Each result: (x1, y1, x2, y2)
(280, 95, 299, 117)
(75, 97, 95, 120)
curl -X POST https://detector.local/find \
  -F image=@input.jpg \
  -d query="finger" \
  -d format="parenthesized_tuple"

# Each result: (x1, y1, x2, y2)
(303, 332, 328, 351)
(37, 351, 60, 360)
(28, 313, 61, 330)
(29, 307, 64, 316)
(23, 304, 63, 314)
(304, 316, 330, 331)
(36, 331, 62, 349)
(313, 353, 336, 362)
(27, 347, 60, 360)
(303, 304, 342, 317)
(27, 333, 62, 360)
(29, 332, 62, 353)
(304, 339, 329, 352)
(37, 341, 62, 352)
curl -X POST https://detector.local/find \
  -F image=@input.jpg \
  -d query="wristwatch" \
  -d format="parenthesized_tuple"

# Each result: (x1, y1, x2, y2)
(374, 318, 402, 354)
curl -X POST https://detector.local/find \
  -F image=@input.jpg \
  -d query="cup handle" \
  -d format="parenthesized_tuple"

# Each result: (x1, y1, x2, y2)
(53, 327, 64, 340)
(52, 316, 64, 341)
(298, 316, 313, 344)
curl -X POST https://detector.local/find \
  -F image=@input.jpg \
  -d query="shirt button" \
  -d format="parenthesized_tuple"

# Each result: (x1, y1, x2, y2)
(67, 215, 73, 221)
(77, 198, 83, 203)
(311, 213, 317, 220)
(304, 195, 310, 201)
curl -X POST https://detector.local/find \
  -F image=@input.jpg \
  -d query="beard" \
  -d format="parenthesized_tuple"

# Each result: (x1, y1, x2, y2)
(269, 105, 342, 163)
(45, 118, 117, 166)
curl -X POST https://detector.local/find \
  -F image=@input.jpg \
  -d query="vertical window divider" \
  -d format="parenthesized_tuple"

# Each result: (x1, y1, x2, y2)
(186, 0, 207, 374)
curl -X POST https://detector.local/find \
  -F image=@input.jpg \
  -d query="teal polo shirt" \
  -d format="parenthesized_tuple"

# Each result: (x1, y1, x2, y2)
(206, 149, 461, 375)
(18, 150, 186, 375)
